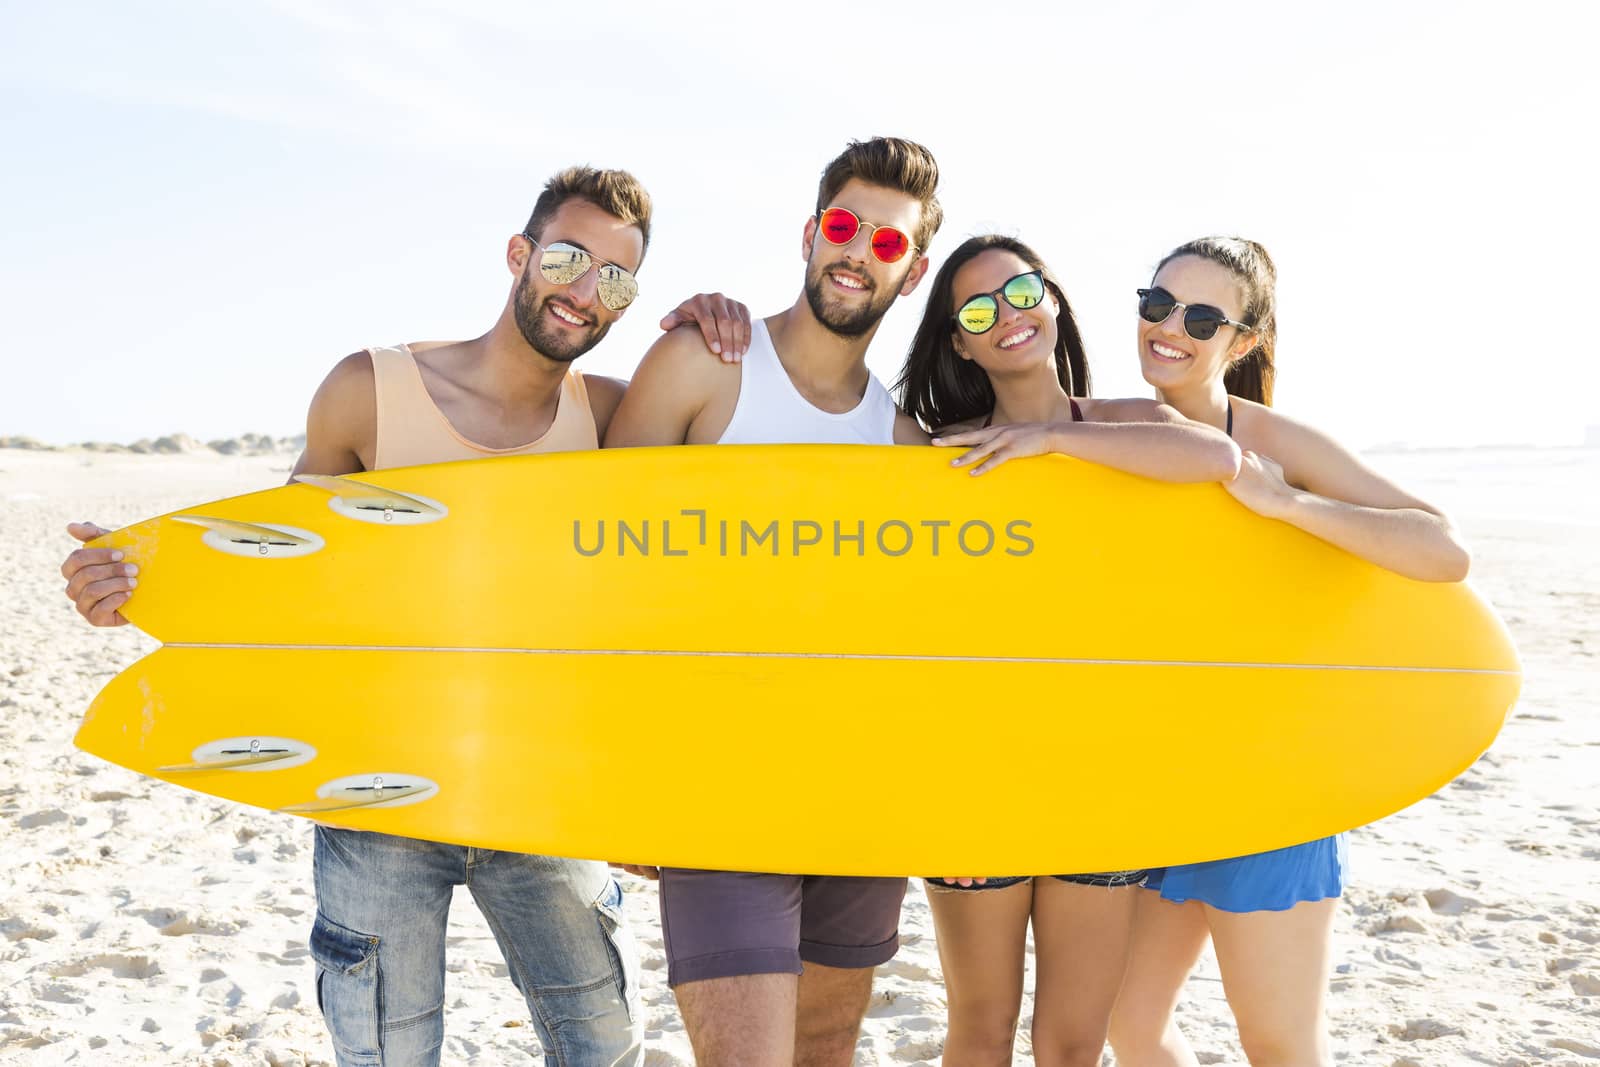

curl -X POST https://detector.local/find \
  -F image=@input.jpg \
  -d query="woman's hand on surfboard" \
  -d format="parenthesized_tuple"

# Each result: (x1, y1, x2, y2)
(932, 422, 1062, 476)
(1223, 450, 1295, 518)
(937, 877, 990, 887)
(62, 522, 134, 627)
(658, 292, 752, 363)
(614, 863, 660, 881)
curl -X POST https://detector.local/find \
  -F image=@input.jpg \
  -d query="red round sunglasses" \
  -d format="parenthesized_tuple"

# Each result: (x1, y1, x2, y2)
(816, 207, 915, 264)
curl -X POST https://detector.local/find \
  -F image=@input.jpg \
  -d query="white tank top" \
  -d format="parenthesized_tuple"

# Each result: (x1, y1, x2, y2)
(718, 319, 897, 444)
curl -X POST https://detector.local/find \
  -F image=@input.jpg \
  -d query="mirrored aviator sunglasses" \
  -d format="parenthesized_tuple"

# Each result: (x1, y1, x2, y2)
(817, 207, 914, 264)
(1136, 286, 1252, 342)
(953, 270, 1046, 334)
(522, 234, 639, 312)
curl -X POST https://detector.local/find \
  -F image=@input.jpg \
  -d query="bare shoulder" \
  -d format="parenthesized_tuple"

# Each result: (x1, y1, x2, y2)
(1079, 396, 1176, 423)
(1234, 399, 1338, 459)
(582, 373, 629, 440)
(294, 351, 376, 478)
(627, 323, 742, 415)
(1236, 400, 1435, 508)
(606, 326, 740, 447)
(640, 324, 742, 384)
(895, 409, 931, 445)
(313, 351, 377, 415)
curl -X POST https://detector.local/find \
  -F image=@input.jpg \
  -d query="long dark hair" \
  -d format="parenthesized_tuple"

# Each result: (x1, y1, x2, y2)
(896, 235, 1091, 430)
(1155, 237, 1277, 406)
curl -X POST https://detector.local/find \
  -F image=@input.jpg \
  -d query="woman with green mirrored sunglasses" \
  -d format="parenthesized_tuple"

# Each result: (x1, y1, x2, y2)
(951, 269, 1048, 335)
(892, 236, 1239, 1065)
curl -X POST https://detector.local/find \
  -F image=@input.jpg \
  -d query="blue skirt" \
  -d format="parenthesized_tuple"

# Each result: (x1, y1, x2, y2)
(1142, 835, 1347, 913)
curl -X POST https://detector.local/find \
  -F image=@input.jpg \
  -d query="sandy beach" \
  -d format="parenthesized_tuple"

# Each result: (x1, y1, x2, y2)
(2, 445, 1596, 1065)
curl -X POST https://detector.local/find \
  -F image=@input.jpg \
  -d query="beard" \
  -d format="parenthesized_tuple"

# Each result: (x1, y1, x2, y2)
(803, 256, 902, 339)
(512, 268, 609, 363)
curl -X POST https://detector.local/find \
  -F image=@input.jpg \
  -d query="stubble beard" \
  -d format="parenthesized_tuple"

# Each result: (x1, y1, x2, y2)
(512, 268, 608, 363)
(804, 257, 901, 339)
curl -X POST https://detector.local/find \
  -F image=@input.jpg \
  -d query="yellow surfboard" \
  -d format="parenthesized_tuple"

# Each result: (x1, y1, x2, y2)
(75, 445, 1520, 874)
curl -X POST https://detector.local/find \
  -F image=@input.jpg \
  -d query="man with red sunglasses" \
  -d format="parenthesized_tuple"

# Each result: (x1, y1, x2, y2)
(59, 165, 750, 1067)
(606, 137, 943, 1067)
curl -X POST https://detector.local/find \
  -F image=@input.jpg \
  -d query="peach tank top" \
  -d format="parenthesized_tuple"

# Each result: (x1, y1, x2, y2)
(368, 343, 598, 469)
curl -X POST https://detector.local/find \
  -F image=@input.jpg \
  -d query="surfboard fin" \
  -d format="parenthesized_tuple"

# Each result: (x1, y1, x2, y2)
(294, 474, 447, 525)
(171, 515, 324, 558)
(158, 748, 304, 772)
(278, 784, 432, 814)
(172, 515, 314, 547)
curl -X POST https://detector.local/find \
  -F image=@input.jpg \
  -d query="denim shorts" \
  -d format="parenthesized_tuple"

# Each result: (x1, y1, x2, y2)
(924, 870, 1149, 892)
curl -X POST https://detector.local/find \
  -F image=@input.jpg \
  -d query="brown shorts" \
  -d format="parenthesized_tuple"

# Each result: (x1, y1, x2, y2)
(657, 869, 906, 987)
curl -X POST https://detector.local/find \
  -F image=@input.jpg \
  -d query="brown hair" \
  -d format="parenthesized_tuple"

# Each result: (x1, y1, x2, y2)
(1155, 237, 1276, 405)
(816, 137, 944, 256)
(524, 166, 653, 262)
(895, 234, 1091, 431)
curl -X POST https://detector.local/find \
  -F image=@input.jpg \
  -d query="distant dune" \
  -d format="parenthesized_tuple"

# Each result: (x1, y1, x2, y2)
(0, 432, 305, 456)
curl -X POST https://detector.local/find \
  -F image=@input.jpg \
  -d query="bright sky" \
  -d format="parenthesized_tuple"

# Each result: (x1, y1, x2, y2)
(2, 1, 1594, 449)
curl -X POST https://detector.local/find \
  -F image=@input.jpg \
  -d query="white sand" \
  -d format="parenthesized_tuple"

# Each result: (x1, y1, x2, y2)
(2, 447, 1596, 1065)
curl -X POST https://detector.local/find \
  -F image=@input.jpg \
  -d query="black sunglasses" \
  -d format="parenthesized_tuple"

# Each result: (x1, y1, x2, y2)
(1137, 287, 1253, 341)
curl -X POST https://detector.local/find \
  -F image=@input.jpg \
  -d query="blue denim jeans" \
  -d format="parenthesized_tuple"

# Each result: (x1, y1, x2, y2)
(311, 827, 642, 1066)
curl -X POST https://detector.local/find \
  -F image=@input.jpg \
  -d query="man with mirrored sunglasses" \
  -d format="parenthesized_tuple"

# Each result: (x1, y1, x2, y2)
(59, 164, 752, 1067)
(605, 137, 943, 1067)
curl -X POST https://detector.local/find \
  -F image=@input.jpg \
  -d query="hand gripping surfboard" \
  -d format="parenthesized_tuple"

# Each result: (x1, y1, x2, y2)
(74, 445, 1521, 874)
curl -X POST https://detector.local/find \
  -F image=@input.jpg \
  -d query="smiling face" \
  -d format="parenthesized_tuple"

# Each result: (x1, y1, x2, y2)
(1137, 254, 1256, 394)
(512, 197, 645, 363)
(802, 178, 927, 338)
(949, 249, 1060, 378)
